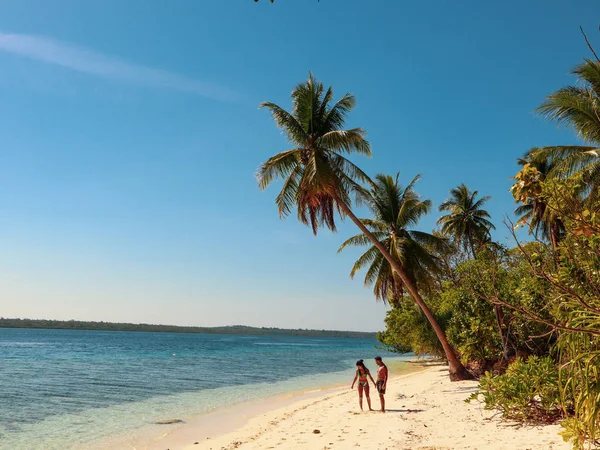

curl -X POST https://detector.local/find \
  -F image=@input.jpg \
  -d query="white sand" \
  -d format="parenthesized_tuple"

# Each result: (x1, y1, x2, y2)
(136, 361, 569, 450)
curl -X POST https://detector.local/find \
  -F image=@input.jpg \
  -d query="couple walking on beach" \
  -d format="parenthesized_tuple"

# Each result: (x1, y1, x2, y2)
(350, 356, 388, 412)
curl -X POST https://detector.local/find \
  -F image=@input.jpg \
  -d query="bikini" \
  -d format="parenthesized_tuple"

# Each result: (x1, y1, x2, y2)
(357, 369, 369, 387)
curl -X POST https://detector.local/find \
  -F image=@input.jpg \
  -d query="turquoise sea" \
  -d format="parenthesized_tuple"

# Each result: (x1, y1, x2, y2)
(0, 328, 407, 449)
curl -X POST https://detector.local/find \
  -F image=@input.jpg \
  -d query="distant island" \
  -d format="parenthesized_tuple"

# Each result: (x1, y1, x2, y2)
(0, 318, 376, 339)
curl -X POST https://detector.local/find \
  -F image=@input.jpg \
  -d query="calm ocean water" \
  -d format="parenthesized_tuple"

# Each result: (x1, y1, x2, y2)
(0, 328, 405, 449)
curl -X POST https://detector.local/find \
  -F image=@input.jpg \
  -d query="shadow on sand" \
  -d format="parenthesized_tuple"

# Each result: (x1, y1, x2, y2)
(407, 359, 447, 368)
(441, 385, 479, 394)
(385, 409, 425, 413)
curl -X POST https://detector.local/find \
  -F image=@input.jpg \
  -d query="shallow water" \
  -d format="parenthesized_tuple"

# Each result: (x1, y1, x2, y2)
(0, 328, 408, 449)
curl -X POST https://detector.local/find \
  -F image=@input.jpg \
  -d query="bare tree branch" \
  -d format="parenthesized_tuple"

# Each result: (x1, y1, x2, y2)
(580, 26, 600, 63)
(473, 291, 600, 337)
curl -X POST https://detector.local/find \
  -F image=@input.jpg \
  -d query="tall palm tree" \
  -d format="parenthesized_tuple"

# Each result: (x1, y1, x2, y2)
(514, 153, 565, 250)
(439, 185, 514, 359)
(257, 73, 371, 234)
(532, 59, 600, 187)
(437, 184, 495, 257)
(257, 74, 471, 380)
(338, 173, 448, 305)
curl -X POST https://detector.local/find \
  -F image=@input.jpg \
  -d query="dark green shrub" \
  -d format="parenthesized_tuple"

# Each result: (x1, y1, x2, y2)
(467, 356, 565, 423)
(377, 300, 446, 357)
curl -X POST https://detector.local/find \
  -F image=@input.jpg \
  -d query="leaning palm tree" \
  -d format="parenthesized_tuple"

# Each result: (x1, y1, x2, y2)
(257, 74, 471, 380)
(437, 184, 495, 258)
(338, 173, 448, 305)
(532, 59, 600, 188)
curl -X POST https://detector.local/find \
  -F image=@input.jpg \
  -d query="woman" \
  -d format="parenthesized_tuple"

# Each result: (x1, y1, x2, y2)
(350, 359, 376, 411)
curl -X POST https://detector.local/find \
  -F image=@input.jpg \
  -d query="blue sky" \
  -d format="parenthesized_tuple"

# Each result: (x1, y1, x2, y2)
(0, 0, 597, 331)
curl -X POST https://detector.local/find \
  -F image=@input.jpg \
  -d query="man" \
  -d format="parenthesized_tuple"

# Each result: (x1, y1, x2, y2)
(374, 356, 388, 412)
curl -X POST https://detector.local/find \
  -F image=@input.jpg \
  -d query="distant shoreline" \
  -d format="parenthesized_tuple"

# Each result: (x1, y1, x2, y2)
(0, 318, 377, 338)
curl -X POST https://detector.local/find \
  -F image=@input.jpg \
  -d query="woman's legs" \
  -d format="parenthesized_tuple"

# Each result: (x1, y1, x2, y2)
(357, 384, 364, 410)
(364, 384, 373, 411)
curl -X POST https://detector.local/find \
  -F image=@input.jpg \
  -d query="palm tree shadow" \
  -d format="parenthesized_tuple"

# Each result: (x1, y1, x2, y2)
(384, 409, 425, 413)
(443, 386, 478, 393)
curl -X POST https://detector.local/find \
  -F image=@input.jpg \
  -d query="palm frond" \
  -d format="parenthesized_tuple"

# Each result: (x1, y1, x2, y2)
(256, 149, 301, 190)
(275, 165, 302, 216)
(471, 196, 492, 211)
(324, 93, 356, 130)
(531, 146, 600, 180)
(348, 245, 380, 279)
(259, 102, 308, 144)
(514, 204, 533, 216)
(537, 86, 600, 144)
(338, 232, 386, 252)
(364, 252, 388, 297)
(358, 218, 389, 233)
(397, 198, 431, 229)
(404, 174, 422, 193)
(407, 230, 451, 254)
(329, 154, 372, 182)
(317, 129, 372, 156)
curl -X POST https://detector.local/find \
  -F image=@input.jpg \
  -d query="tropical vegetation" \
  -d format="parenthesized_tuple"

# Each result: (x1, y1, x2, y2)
(258, 57, 600, 447)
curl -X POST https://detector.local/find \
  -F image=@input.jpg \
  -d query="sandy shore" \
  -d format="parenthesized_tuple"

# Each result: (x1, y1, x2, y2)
(134, 361, 569, 450)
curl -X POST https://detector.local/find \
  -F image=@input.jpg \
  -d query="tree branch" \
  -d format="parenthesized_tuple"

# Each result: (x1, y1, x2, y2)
(505, 218, 600, 315)
(473, 291, 600, 337)
(580, 26, 600, 63)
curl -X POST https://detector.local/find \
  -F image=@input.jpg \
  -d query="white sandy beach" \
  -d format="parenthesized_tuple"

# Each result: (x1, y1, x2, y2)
(120, 362, 570, 450)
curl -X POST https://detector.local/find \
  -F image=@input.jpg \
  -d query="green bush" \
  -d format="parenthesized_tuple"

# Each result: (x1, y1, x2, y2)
(377, 300, 446, 357)
(467, 356, 565, 423)
(441, 288, 502, 363)
(557, 318, 600, 450)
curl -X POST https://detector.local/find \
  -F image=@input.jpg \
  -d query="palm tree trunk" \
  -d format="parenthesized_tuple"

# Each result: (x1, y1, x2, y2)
(468, 235, 477, 260)
(336, 199, 473, 381)
(550, 223, 560, 252)
(549, 223, 560, 267)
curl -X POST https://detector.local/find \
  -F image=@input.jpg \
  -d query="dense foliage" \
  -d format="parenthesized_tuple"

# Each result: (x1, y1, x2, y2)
(254, 52, 600, 445)
(372, 58, 600, 448)
(379, 245, 554, 369)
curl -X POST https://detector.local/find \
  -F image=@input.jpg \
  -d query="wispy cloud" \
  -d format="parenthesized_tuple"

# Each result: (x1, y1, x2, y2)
(0, 32, 235, 101)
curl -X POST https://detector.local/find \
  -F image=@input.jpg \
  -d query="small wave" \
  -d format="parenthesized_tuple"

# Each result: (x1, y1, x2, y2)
(254, 343, 322, 347)
(0, 342, 49, 347)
